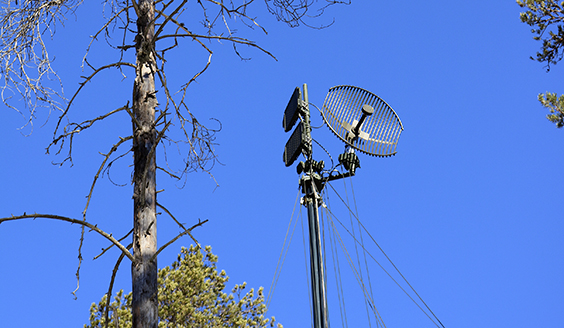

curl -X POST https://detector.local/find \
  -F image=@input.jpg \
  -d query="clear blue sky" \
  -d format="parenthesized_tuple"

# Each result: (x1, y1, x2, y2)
(1, 1, 563, 327)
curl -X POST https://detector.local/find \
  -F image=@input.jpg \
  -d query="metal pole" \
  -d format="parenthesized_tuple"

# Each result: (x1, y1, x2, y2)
(304, 181, 328, 328)
(301, 84, 329, 328)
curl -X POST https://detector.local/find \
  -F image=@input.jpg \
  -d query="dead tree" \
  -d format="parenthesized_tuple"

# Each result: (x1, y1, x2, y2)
(131, 2, 158, 326)
(0, 0, 349, 327)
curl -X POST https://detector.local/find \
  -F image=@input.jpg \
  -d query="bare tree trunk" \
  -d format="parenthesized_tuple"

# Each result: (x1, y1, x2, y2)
(132, 1, 158, 327)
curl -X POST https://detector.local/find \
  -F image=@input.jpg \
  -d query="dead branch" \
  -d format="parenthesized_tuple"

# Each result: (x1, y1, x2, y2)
(0, 0, 85, 129)
(265, 0, 351, 28)
(53, 61, 136, 141)
(156, 165, 181, 180)
(0, 213, 134, 261)
(103, 150, 133, 187)
(47, 104, 130, 164)
(83, 5, 132, 67)
(0, 212, 134, 297)
(95, 229, 134, 260)
(150, 219, 208, 262)
(103, 243, 132, 328)
(153, 0, 187, 39)
(156, 202, 186, 231)
(83, 135, 134, 221)
(155, 32, 275, 58)
(67, 134, 133, 290)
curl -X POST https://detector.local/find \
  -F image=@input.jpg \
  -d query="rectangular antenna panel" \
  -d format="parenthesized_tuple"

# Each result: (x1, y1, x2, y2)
(283, 121, 305, 167)
(283, 87, 302, 132)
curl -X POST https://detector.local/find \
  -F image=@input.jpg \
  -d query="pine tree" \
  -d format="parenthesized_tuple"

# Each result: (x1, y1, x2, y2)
(85, 246, 281, 328)
(518, 0, 564, 127)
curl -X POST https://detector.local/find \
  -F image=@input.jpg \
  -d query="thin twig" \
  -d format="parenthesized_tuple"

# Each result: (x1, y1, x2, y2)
(149, 219, 208, 262)
(94, 229, 134, 260)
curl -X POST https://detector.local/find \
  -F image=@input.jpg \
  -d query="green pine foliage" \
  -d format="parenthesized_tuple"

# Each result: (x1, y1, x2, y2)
(85, 246, 281, 328)
(538, 92, 564, 127)
(518, 0, 564, 128)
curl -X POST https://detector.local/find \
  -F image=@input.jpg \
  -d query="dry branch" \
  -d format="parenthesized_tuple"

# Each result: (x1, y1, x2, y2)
(150, 219, 208, 262)
(0, 213, 134, 261)
(103, 243, 132, 328)
(95, 229, 134, 260)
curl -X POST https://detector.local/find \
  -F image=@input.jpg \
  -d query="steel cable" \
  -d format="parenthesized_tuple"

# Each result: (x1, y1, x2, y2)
(326, 183, 446, 328)
(323, 207, 387, 328)
(323, 190, 349, 328)
(341, 177, 373, 328)
(349, 177, 377, 326)
(267, 190, 301, 308)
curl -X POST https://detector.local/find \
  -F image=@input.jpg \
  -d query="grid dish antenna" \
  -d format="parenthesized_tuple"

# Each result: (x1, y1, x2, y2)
(322, 85, 404, 157)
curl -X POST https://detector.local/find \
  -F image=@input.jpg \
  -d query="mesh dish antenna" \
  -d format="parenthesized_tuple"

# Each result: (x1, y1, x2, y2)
(321, 85, 404, 157)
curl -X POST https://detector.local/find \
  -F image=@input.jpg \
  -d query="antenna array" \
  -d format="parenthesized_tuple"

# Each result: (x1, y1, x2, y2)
(321, 85, 403, 157)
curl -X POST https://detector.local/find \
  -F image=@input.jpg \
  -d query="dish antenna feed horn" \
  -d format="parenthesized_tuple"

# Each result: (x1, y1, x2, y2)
(281, 83, 403, 328)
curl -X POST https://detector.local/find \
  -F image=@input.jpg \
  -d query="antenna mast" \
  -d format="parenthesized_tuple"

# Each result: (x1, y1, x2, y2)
(282, 83, 403, 328)
(302, 84, 329, 328)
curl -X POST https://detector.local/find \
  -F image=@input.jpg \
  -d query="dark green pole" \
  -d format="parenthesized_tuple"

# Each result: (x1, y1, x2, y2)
(300, 84, 329, 328)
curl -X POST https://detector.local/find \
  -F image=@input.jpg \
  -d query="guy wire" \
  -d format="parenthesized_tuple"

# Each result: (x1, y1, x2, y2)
(341, 177, 373, 328)
(324, 207, 387, 328)
(349, 176, 377, 326)
(326, 183, 445, 328)
(267, 190, 301, 308)
(323, 190, 349, 328)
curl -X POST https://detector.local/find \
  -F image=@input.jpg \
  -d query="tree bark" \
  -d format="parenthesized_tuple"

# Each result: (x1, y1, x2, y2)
(132, 1, 158, 327)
